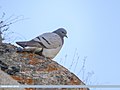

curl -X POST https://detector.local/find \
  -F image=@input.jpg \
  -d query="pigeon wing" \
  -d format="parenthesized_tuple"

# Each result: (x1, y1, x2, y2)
(33, 32, 62, 49)
(16, 32, 62, 49)
(16, 40, 44, 48)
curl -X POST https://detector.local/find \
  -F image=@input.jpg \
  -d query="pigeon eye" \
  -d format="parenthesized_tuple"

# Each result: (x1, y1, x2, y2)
(61, 31, 64, 33)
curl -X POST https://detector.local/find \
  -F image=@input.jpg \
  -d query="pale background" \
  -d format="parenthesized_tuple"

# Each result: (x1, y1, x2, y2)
(0, 0, 120, 90)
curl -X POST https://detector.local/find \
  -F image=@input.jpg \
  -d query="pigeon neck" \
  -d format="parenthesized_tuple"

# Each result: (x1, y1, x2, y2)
(53, 32, 64, 45)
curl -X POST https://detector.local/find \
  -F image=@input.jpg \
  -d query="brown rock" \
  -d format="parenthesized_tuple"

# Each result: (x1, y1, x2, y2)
(0, 43, 89, 90)
(0, 69, 24, 90)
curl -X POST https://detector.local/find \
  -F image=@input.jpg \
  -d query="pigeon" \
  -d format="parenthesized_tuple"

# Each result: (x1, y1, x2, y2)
(16, 28, 68, 59)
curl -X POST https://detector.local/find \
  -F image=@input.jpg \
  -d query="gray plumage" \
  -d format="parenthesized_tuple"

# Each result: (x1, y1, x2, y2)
(16, 28, 67, 59)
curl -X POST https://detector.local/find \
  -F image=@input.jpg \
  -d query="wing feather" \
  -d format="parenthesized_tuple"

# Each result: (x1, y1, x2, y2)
(33, 33, 62, 49)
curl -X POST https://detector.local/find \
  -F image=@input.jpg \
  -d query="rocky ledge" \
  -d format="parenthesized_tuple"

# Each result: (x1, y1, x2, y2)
(0, 43, 89, 90)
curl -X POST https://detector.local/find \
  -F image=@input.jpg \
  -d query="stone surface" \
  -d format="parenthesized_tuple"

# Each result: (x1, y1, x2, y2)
(0, 43, 89, 90)
(0, 69, 24, 90)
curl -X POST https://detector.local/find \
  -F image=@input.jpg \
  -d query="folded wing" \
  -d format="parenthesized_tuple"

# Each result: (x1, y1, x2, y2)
(16, 32, 62, 49)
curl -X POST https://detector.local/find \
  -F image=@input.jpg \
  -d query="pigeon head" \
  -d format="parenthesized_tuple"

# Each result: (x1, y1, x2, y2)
(53, 28, 68, 38)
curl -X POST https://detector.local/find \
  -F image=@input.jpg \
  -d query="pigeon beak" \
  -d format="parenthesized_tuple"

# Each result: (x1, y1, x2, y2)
(65, 35, 68, 38)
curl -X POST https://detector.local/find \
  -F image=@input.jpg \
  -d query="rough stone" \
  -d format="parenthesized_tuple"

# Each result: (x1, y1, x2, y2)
(0, 43, 89, 90)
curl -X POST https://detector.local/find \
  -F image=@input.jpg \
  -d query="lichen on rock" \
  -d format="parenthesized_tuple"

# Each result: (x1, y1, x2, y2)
(0, 43, 89, 90)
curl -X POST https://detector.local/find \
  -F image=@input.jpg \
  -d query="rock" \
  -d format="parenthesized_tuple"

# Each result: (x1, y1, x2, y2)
(0, 69, 24, 90)
(0, 43, 89, 90)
